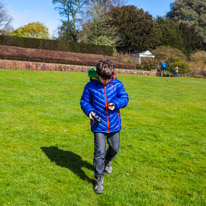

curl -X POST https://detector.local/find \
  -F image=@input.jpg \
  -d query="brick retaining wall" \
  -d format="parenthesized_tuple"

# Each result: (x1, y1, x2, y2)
(0, 59, 157, 76)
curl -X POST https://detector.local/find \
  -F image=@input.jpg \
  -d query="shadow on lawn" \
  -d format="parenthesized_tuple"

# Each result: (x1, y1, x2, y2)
(41, 146, 94, 184)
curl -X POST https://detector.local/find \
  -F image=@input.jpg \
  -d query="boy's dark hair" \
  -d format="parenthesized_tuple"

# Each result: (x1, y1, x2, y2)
(96, 58, 114, 80)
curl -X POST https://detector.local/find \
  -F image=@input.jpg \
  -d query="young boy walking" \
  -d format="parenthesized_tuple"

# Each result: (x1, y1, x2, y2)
(80, 58, 129, 194)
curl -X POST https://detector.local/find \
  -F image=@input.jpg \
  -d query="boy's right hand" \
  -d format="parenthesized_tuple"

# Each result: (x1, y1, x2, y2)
(89, 112, 95, 121)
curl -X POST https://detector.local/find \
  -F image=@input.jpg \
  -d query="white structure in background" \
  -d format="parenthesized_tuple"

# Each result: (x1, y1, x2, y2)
(131, 50, 155, 64)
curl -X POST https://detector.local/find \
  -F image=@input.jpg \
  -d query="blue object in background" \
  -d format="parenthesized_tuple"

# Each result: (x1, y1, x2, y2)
(161, 62, 167, 68)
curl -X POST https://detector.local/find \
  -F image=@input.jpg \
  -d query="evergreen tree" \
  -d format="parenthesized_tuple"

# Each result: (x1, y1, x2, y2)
(58, 20, 77, 41)
(167, 0, 206, 41)
(109, 5, 161, 52)
(179, 22, 203, 55)
(156, 17, 185, 51)
(156, 17, 203, 55)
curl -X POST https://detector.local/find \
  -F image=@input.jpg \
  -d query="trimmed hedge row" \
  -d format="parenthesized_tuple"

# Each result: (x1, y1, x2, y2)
(0, 35, 113, 56)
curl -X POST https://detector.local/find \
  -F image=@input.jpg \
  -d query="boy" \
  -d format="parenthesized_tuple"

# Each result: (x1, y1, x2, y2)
(80, 58, 129, 194)
(174, 65, 179, 77)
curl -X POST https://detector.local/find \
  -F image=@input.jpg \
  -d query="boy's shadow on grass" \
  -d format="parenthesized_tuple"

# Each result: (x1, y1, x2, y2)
(41, 146, 94, 184)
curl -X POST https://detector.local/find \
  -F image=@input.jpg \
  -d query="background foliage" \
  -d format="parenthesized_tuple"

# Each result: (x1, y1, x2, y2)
(171, 61, 191, 75)
(11, 22, 50, 39)
(52, 0, 88, 42)
(156, 17, 203, 55)
(0, 1, 12, 34)
(152, 46, 186, 64)
(1, 0, 206, 56)
(189, 50, 206, 77)
(0, 35, 113, 56)
(80, 3, 120, 47)
(167, 0, 206, 42)
(109, 5, 161, 52)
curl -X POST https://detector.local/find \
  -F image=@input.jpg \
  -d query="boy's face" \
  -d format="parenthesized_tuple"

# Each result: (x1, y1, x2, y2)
(97, 75, 111, 86)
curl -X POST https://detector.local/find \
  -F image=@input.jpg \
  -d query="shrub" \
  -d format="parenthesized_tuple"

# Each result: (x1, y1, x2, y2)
(189, 62, 206, 77)
(152, 46, 187, 64)
(190, 50, 206, 64)
(202, 69, 206, 77)
(113, 52, 138, 65)
(171, 61, 191, 75)
(163, 69, 174, 77)
(114, 52, 159, 71)
(136, 58, 159, 71)
(189, 51, 206, 77)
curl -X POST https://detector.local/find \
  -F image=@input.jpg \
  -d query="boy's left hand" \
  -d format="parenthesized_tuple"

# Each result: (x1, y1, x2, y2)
(108, 103, 114, 110)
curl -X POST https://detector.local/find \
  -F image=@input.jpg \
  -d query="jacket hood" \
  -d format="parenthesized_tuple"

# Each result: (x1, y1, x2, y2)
(88, 68, 98, 81)
(88, 68, 116, 82)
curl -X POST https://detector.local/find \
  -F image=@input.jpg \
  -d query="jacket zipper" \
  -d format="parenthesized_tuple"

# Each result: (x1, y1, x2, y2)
(104, 85, 109, 133)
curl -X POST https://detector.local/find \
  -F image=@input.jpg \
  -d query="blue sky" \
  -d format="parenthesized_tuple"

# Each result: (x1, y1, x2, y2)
(2, 0, 174, 36)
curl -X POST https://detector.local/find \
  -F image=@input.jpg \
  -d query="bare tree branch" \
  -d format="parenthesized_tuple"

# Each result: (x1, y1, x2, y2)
(0, 1, 12, 33)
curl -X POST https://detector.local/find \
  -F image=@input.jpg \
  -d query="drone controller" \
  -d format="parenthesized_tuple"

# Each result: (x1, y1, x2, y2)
(92, 113, 102, 123)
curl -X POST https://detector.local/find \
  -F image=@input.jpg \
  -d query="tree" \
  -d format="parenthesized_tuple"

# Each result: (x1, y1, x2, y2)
(179, 22, 203, 55)
(0, 1, 12, 34)
(11, 22, 50, 39)
(156, 17, 203, 55)
(156, 17, 185, 51)
(89, 0, 126, 10)
(58, 20, 77, 41)
(80, 3, 120, 46)
(53, 0, 88, 42)
(167, 0, 206, 41)
(109, 6, 161, 52)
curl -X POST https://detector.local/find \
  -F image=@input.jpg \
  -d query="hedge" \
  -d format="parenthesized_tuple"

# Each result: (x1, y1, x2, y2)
(0, 35, 113, 56)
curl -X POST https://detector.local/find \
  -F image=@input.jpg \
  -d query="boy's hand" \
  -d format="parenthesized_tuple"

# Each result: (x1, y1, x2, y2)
(89, 112, 95, 120)
(108, 103, 114, 110)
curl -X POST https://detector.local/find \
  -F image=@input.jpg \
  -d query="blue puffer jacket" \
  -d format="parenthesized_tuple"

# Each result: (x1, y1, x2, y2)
(80, 74, 129, 133)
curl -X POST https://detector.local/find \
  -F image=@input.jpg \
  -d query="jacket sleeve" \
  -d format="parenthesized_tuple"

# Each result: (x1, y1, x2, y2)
(80, 83, 96, 116)
(113, 82, 129, 110)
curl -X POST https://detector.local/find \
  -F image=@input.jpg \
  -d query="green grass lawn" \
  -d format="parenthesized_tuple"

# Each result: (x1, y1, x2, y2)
(0, 69, 205, 205)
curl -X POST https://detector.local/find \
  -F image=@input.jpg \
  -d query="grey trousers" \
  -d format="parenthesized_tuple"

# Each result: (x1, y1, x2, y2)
(93, 131, 120, 178)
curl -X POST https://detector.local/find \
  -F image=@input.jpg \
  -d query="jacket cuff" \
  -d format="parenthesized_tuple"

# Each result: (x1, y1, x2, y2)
(87, 109, 95, 117)
(113, 101, 119, 110)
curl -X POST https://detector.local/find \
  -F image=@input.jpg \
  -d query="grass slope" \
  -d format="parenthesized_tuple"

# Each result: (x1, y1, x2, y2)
(0, 69, 205, 205)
